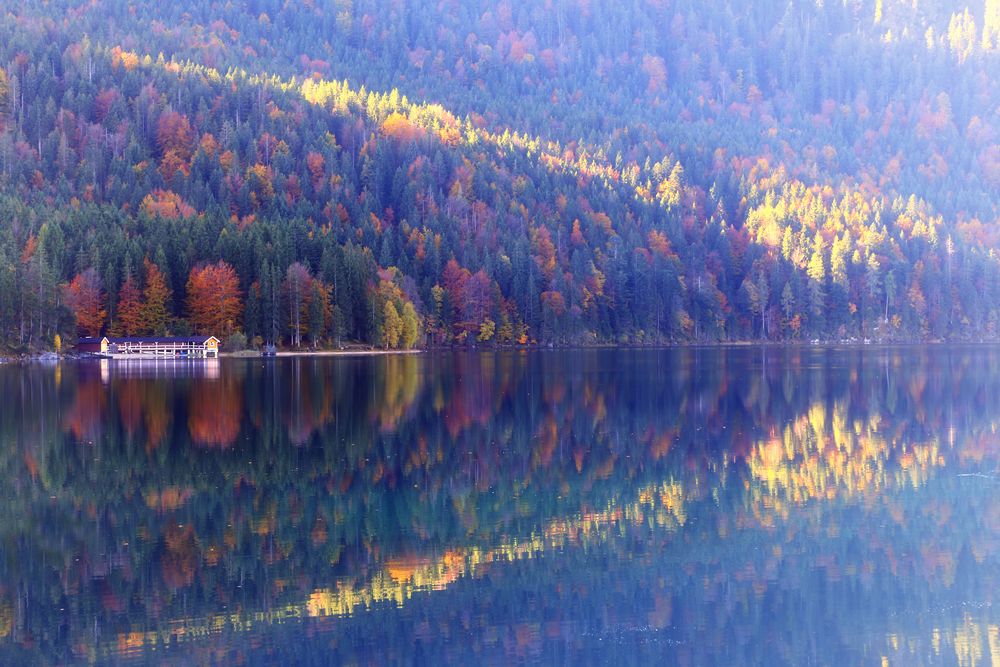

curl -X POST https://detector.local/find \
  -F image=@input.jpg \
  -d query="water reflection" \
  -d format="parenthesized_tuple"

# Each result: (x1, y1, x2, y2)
(1, 348, 1000, 663)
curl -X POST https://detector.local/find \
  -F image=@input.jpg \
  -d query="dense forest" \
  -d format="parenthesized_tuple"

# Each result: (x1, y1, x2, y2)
(0, 0, 999, 350)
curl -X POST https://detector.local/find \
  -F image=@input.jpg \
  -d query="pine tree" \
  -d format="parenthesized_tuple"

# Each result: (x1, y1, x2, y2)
(309, 281, 327, 347)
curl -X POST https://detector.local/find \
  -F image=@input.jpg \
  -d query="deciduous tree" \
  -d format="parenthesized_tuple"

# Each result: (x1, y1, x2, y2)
(116, 273, 145, 336)
(382, 301, 402, 349)
(142, 259, 172, 336)
(186, 261, 242, 336)
(64, 268, 106, 336)
(401, 301, 420, 348)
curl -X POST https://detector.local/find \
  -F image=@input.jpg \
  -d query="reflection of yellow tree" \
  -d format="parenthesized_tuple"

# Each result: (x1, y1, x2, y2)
(104, 478, 688, 656)
(143, 383, 171, 452)
(882, 614, 1000, 667)
(373, 355, 421, 432)
(305, 479, 687, 617)
(0, 598, 11, 639)
(748, 401, 943, 508)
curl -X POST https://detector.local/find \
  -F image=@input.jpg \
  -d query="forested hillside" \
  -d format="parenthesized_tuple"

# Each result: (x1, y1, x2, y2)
(0, 0, 999, 350)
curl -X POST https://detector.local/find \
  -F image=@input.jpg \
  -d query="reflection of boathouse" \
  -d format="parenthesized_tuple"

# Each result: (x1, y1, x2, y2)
(78, 336, 220, 359)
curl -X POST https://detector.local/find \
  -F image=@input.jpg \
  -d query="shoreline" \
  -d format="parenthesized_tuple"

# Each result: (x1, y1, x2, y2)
(267, 348, 421, 358)
(5, 339, 1000, 363)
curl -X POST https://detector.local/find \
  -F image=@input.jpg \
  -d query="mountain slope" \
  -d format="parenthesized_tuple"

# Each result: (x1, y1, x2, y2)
(0, 1, 999, 349)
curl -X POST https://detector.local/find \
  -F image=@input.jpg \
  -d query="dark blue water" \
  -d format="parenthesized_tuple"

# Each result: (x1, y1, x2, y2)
(0, 348, 998, 665)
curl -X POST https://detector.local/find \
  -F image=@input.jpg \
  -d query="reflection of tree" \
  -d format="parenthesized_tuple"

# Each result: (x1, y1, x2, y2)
(106, 376, 176, 451)
(282, 358, 336, 444)
(372, 355, 421, 432)
(0, 599, 11, 639)
(63, 375, 106, 442)
(117, 379, 142, 436)
(143, 382, 172, 451)
(96, 477, 689, 658)
(160, 524, 199, 590)
(436, 353, 510, 439)
(144, 486, 193, 512)
(7, 349, 1000, 662)
(747, 401, 943, 507)
(188, 375, 242, 448)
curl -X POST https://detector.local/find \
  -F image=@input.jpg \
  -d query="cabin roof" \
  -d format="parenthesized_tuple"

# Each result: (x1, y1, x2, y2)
(78, 337, 107, 344)
(79, 336, 219, 344)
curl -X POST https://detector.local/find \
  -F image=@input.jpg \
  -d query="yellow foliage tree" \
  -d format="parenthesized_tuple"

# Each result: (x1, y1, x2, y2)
(478, 318, 496, 342)
(382, 301, 403, 349)
(401, 302, 420, 349)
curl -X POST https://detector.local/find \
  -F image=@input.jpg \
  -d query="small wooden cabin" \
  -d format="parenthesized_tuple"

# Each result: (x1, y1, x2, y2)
(78, 336, 220, 358)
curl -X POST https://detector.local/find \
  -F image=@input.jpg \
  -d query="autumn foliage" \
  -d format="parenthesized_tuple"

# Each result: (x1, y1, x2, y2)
(5, 0, 1000, 351)
(114, 273, 145, 336)
(156, 111, 194, 160)
(186, 261, 242, 336)
(64, 268, 106, 336)
(381, 113, 425, 143)
(141, 189, 196, 219)
(188, 376, 242, 448)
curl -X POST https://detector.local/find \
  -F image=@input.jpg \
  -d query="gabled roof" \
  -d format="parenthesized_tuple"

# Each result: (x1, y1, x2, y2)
(113, 337, 218, 344)
(87, 336, 219, 344)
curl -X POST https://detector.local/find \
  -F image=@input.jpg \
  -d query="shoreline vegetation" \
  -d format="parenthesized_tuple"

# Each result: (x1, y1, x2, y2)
(4, 338, 1000, 363)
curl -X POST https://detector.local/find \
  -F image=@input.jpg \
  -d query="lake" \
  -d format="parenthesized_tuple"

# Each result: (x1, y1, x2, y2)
(0, 347, 998, 665)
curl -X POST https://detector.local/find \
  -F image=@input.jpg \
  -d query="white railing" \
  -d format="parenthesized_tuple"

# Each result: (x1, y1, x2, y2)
(110, 343, 213, 358)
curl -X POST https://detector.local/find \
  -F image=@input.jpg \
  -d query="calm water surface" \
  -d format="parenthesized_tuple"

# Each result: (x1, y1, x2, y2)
(1, 348, 999, 665)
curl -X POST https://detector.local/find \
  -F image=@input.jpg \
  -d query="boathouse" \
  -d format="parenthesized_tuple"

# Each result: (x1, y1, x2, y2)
(78, 336, 220, 358)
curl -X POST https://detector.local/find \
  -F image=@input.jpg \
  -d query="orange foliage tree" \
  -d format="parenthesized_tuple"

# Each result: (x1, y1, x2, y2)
(115, 272, 145, 336)
(64, 268, 106, 336)
(141, 189, 196, 219)
(188, 377, 242, 448)
(186, 261, 242, 336)
(156, 110, 194, 160)
(306, 151, 325, 187)
(381, 113, 425, 143)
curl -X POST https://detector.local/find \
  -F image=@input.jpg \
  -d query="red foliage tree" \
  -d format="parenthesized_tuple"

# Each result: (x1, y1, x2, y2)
(64, 268, 106, 336)
(306, 151, 325, 187)
(186, 261, 242, 336)
(93, 88, 118, 123)
(442, 258, 471, 328)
